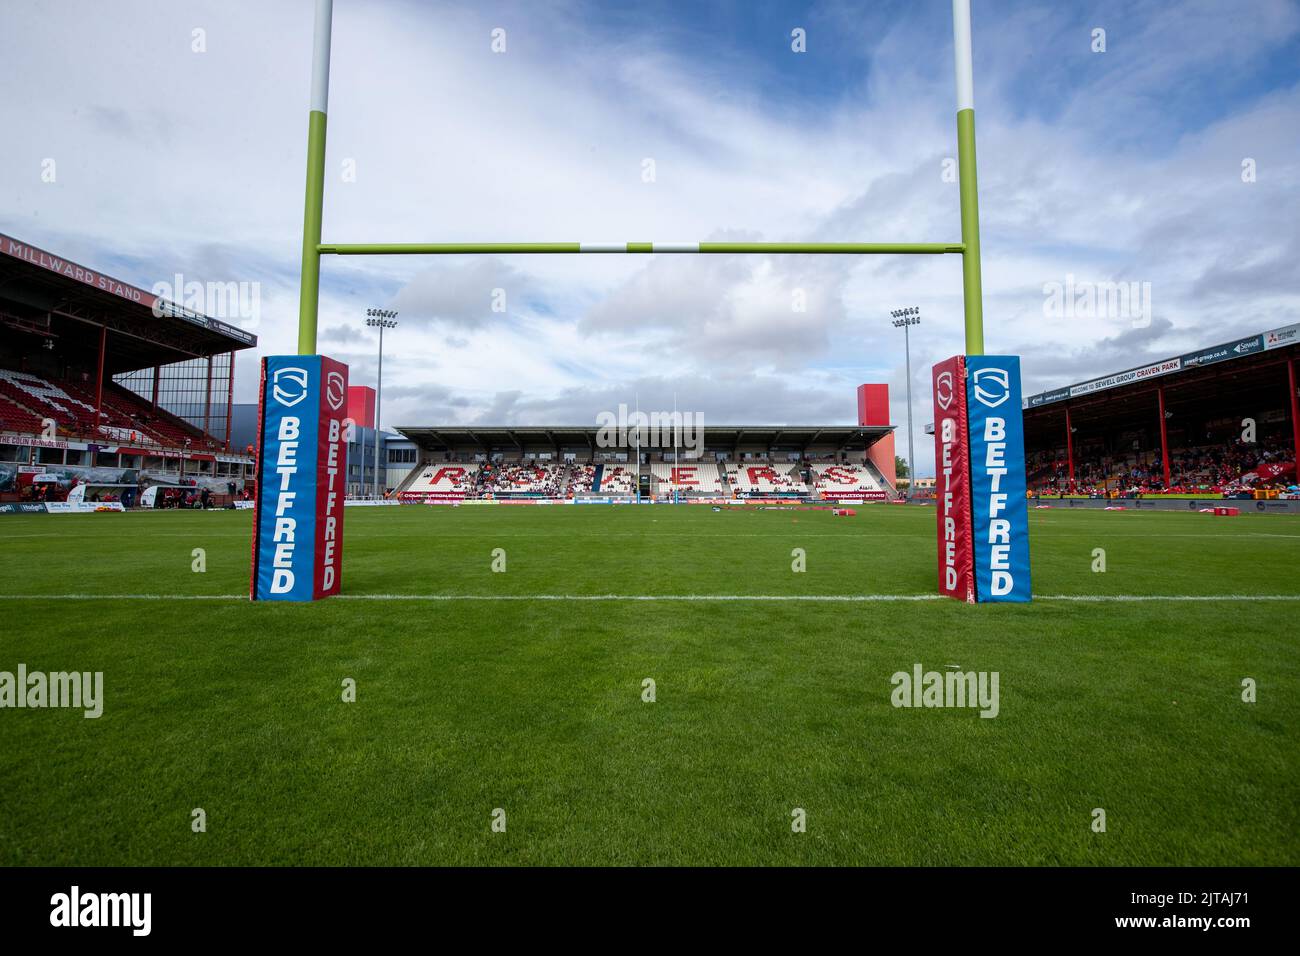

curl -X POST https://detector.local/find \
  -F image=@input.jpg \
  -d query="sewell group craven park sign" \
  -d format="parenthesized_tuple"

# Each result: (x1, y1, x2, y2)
(932, 355, 1031, 603)
(249, 355, 349, 601)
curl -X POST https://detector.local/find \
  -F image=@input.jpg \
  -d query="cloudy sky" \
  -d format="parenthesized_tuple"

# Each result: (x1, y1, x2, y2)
(3, 0, 1298, 473)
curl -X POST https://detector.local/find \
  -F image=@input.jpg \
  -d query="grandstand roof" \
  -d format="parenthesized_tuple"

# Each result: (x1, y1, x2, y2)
(1023, 323, 1298, 410)
(0, 232, 256, 375)
(1022, 324, 1299, 447)
(398, 424, 892, 454)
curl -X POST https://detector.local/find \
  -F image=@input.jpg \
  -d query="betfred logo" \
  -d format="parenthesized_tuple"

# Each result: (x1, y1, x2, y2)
(272, 366, 309, 406)
(971, 366, 1010, 408)
(317, 411, 344, 593)
(268, 414, 302, 595)
(939, 418, 962, 590)
(325, 370, 346, 410)
(936, 370, 954, 411)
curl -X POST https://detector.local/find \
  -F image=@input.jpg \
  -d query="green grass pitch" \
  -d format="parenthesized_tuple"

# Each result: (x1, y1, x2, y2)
(0, 503, 1296, 866)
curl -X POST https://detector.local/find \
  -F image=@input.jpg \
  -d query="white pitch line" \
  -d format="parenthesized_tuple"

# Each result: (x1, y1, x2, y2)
(1, 593, 1299, 602)
(0, 594, 248, 600)
(0, 593, 944, 602)
(337, 593, 1300, 602)
(332, 593, 947, 601)
(1035, 594, 1300, 602)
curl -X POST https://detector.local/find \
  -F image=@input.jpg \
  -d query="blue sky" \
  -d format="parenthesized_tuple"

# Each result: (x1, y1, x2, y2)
(2, 0, 1298, 473)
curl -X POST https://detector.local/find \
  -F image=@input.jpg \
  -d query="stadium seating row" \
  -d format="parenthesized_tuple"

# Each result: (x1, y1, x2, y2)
(724, 462, 807, 493)
(0, 368, 200, 448)
(404, 462, 609, 496)
(649, 462, 725, 493)
(405, 464, 480, 493)
(1029, 439, 1297, 495)
(597, 466, 635, 494)
(400, 459, 886, 498)
(566, 463, 597, 495)
(811, 462, 882, 493)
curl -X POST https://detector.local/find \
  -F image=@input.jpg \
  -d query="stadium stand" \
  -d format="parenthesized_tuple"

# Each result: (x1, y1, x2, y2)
(1, 370, 102, 435)
(565, 462, 597, 495)
(0, 387, 44, 434)
(1031, 439, 1296, 496)
(1023, 324, 1300, 499)
(0, 233, 258, 507)
(0, 368, 202, 447)
(394, 425, 901, 500)
(403, 462, 480, 495)
(480, 461, 563, 495)
(597, 465, 635, 494)
(650, 461, 725, 495)
(812, 462, 883, 494)
(723, 461, 808, 494)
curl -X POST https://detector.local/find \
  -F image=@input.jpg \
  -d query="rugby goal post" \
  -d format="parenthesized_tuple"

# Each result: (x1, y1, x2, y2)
(253, 0, 1030, 604)
(294, 0, 986, 355)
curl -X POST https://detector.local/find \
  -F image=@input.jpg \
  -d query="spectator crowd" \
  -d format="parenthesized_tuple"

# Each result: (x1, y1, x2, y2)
(1031, 439, 1297, 497)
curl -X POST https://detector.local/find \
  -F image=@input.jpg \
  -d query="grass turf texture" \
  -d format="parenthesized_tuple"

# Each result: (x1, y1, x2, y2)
(0, 504, 1296, 866)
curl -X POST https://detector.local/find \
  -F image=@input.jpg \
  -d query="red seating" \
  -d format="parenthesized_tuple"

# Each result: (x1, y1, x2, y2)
(0, 393, 44, 433)
(0, 368, 204, 449)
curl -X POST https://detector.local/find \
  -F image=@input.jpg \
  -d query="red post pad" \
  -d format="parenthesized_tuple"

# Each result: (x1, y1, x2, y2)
(931, 356, 974, 603)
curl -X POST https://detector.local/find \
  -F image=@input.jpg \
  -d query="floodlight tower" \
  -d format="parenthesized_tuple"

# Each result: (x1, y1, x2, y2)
(365, 309, 398, 498)
(891, 307, 921, 499)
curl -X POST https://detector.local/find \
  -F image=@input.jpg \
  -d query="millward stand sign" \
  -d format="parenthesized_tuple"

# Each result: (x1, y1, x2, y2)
(250, 355, 349, 601)
(931, 355, 1032, 604)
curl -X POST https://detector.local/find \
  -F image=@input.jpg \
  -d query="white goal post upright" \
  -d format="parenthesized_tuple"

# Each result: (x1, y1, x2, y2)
(294, 0, 987, 356)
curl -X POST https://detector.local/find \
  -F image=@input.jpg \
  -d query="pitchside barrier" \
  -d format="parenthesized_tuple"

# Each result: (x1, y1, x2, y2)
(1042, 497, 1300, 514)
(0, 502, 127, 514)
(272, 0, 1028, 603)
